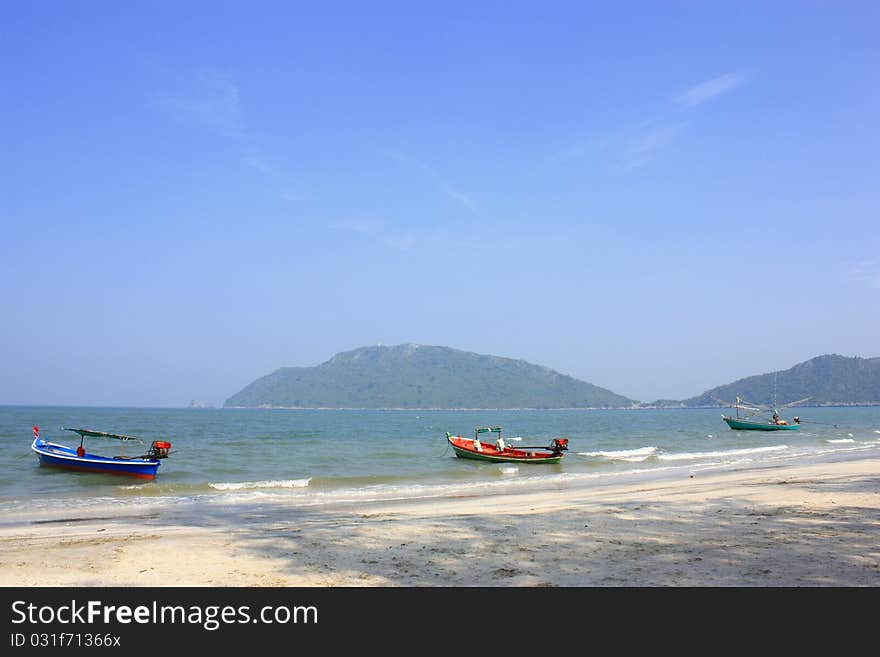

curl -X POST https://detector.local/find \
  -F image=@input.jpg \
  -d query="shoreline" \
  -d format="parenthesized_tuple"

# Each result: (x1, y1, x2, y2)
(1, 452, 878, 586)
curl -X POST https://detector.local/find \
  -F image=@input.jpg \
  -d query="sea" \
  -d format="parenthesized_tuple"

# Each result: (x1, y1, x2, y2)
(2, 405, 879, 515)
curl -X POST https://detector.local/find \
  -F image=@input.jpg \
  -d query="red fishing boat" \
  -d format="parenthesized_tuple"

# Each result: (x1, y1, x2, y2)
(446, 427, 568, 464)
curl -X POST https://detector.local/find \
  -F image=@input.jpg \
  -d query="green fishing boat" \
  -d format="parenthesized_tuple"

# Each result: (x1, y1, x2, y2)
(719, 395, 809, 432)
(722, 416, 800, 431)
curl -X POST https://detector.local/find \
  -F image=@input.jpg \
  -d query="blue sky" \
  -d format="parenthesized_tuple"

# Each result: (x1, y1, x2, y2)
(1, 2, 878, 406)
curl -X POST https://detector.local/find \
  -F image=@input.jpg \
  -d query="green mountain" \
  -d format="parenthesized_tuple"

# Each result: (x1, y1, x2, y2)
(675, 354, 880, 407)
(224, 344, 635, 409)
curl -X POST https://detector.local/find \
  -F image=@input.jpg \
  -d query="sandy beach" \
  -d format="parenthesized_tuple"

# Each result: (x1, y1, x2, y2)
(1, 455, 878, 587)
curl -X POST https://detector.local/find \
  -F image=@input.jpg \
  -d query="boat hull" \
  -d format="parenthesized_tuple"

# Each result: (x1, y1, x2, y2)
(32, 439, 161, 479)
(447, 435, 563, 464)
(722, 417, 800, 431)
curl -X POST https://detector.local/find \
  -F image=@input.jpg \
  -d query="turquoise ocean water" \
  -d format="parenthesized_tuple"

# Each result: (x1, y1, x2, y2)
(2, 405, 879, 514)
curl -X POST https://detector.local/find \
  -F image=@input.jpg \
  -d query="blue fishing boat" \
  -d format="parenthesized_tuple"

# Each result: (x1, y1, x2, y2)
(31, 426, 172, 480)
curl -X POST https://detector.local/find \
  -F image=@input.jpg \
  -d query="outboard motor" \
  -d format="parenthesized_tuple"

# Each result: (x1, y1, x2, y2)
(549, 438, 569, 452)
(148, 441, 172, 459)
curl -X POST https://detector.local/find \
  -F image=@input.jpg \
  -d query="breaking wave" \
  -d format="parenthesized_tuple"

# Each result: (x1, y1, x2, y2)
(578, 446, 658, 462)
(657, 445, 789, 461)
(209, 478, 312, 491)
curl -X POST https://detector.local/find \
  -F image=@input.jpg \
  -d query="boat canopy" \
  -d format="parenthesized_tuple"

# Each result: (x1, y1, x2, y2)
(475, 426, 503, 437)
(63, 427, 144, 442)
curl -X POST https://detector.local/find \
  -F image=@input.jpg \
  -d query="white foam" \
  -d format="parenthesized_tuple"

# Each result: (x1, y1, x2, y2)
(658, 445, 788, 462)
(827, 438, 855, 444)
(578, 446, 658, 461)
(498, 466, 519, 476)
(209, 478, 311, 491)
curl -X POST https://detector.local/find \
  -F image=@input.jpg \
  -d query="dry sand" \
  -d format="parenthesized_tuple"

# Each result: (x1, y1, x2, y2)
(1, 456, 878, 587)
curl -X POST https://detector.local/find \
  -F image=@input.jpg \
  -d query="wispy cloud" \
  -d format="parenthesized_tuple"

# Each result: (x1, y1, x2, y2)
(676, 71, 749, 107)
(442, 186, 479, 215)
(333, 219, 415, 250)
(157, 71, 304, 203)
(543, 122, 683, 173)
(156, 71, 246, 138)
(243, 154, 302, 201)
(618, 122, 684, 170)
(388, 152, 480, 217)
(333, 219, 383, 235)
(384, 231, 417, 250)
(244, 156, 282, 178)
(846, 260, 880, 289)
(332, 221, 521, 254)
(545, 71, 750, 172)
(542, 143, 590, 169)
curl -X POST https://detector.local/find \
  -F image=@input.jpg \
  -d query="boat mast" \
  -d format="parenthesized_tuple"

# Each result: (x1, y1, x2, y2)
(773, 372, 779, 416)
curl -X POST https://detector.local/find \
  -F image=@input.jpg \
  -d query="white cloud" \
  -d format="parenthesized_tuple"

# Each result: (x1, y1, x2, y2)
(440, 185, 479, 216)
(618, 123, 684, 170)
(332, 219, 416, 250)
(334, 219, 383, 235)
(157, 71, 307, 203)
(243, 154, 303, 202)
(388, 151, 480, 217)
(846, 260, 880, 289)
(384, 232, 417, 250)
(677, 72, 749, 107)
(542, 142, 592, 169)
(244, 156, 282, 178)
(544, 72, 750, 171)
(157, 71, 246, 138)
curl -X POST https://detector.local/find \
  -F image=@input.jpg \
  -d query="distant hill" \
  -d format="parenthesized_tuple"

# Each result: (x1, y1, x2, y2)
(224, 344, 635, 409)
(668, 354, 880, 407)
